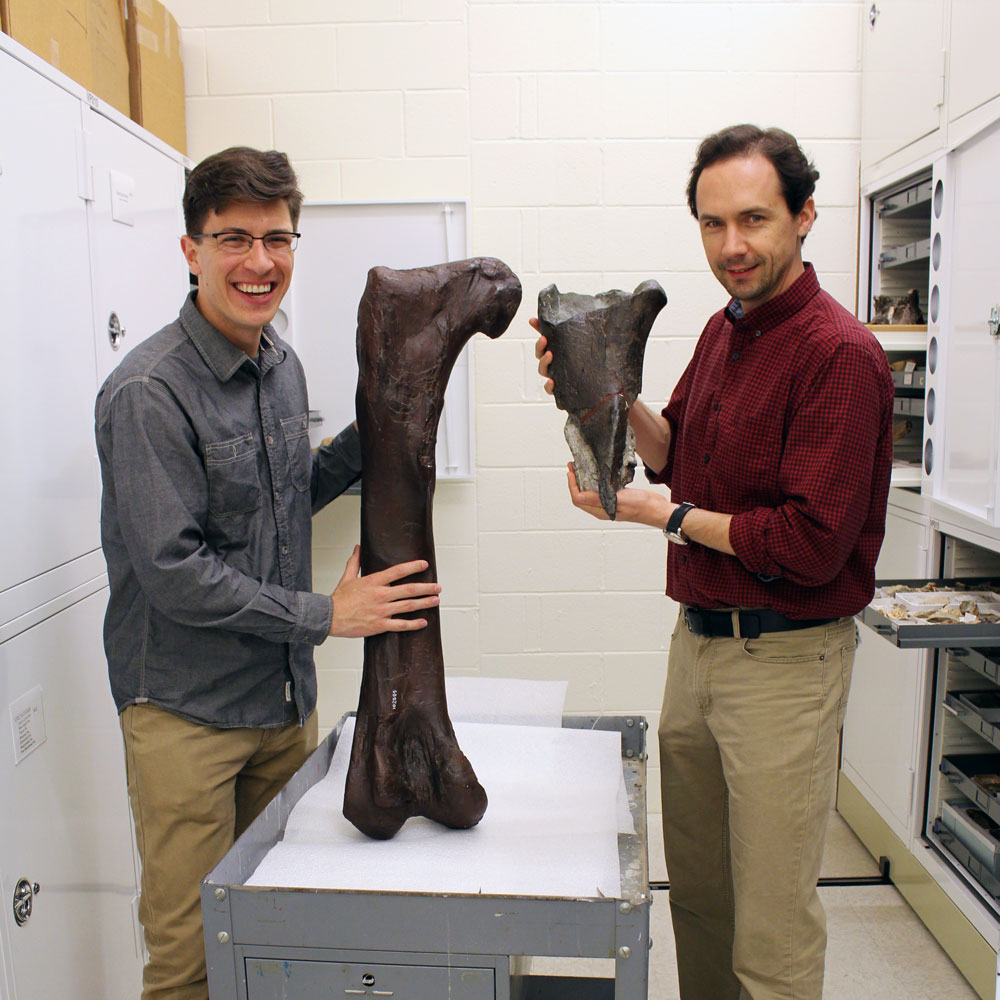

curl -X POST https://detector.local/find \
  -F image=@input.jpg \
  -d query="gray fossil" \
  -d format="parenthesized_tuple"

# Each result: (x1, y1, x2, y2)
(538, 280, 666, 519)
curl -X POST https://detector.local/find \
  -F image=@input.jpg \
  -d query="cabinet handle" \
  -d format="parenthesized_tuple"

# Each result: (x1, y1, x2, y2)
(988, 305, 999, 338)
(869, 3, 879, 28)
(108, 311, 126, 350)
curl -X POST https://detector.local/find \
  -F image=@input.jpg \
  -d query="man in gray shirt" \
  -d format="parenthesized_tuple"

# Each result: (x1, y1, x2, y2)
(95, 146, 439, 1000)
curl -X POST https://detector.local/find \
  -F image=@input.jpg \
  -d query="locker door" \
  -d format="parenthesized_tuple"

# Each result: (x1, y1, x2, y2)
(0, 50, 102, 593)
(841, 505, 932, 842)
(0, 589, 142, 999)
(938, 119, 1000, 526)
(86, 109, 189, 388)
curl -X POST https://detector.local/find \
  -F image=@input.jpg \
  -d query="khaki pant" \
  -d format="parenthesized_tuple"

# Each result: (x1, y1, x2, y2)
(120, 703, 318, 1000)
(658, 612, 857, 1000)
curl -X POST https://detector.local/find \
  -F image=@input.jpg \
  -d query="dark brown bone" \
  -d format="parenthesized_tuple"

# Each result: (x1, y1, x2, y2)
(344, 257, 522, 840)
(537, 280, 666, 519)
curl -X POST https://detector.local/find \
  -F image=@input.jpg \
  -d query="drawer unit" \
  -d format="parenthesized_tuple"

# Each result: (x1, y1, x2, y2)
(246, 955, 495, 1000)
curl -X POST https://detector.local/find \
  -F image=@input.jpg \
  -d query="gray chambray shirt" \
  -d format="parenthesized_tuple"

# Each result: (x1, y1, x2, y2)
(95, 292, 361, 728)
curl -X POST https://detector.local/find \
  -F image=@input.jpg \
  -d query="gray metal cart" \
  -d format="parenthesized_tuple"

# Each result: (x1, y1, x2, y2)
(201, 714, 650, 999)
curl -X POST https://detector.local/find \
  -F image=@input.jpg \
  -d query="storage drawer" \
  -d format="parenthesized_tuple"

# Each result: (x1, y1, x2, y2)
(941, 753, 1000, 825)
(933, 821, 1000, 900)
(948, 648, 1000, 684)
(945, 689, 1000, 751)
(245, 957, 495, 1000)
(940, 799, 1000, 876)
(860, 577, 1000, 648)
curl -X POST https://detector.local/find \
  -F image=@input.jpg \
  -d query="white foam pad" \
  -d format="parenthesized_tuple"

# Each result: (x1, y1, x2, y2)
(247, 717, 629, 899)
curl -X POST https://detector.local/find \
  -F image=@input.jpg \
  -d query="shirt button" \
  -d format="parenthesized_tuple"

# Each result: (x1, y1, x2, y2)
(713, 402, 719, 411)
(732, 352, 740, 360)
(267, 434, 274, 445)
(754, 330, 762, 338)
(680, 555, 687, 564)
(281, 545, 288, 555)
(703, 454, 710, 464)
(273, 490, 279, 500)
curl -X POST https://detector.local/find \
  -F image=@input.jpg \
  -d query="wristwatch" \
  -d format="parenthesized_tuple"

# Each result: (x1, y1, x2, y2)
(663, 502, 696, 545)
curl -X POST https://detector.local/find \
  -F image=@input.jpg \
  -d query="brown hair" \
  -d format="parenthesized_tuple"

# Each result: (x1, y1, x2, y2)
(686, 124, 819, 224)
(183, 146, 303, 234)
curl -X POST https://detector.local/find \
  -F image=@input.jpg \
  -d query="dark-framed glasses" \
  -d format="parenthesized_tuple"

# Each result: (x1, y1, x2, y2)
(190, 231, 301, 254)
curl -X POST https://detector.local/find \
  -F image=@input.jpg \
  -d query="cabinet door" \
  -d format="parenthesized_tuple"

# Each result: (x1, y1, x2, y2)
(860, 0, 945, 170)
(841, 505, 931, 841)
(947, 0, 1000, 124)
(937, 119, 1000, 526)
(0, 589, 142, 999)
(86, 110, 188, 388)
(0, 52, 102, 593)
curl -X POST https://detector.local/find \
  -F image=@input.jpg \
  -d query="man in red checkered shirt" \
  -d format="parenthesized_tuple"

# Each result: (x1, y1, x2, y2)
(535, 124, 894, 1000)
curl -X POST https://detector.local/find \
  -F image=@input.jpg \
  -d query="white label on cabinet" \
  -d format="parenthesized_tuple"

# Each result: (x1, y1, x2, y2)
(110, 169, 135, 226)
(10, 685, 46, 765)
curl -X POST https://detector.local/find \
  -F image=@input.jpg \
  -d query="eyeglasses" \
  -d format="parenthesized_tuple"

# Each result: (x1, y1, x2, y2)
(189, 231, 301, 254)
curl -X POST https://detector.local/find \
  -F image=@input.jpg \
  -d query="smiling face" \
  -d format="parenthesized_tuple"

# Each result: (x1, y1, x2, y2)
(695, 153, 815, 313)
(181, 199, 295, 355)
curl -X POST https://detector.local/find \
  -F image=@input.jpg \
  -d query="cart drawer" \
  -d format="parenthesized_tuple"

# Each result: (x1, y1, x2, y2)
(246, 957, 494, 1000)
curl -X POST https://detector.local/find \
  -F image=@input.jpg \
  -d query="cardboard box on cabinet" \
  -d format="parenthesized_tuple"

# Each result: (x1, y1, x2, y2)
(125, 0, 185, 154)
(0, 0, 130, 115)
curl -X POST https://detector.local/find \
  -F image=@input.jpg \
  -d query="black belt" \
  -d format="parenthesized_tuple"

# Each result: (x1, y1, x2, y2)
(683, 606, 836, 639)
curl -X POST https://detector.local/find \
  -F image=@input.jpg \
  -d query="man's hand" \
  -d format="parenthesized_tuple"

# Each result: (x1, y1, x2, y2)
(531, 317, 555, 395)
(329, 545, 440, 637)
(567, 463, 672, 528)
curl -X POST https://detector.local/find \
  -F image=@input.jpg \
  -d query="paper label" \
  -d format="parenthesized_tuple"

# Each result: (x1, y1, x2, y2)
(10, 686, 46, 766)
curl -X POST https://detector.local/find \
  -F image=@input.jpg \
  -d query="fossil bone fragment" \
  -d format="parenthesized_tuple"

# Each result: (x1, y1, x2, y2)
(344, 257, 522, 840)
(537, 281, 666, 518)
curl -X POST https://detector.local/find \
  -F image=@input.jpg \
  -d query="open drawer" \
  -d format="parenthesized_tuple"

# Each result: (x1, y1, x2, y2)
(859, 576, 1000, 648)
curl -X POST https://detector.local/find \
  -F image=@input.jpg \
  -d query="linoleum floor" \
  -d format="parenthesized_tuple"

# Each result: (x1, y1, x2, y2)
(535, 808, 980, 998)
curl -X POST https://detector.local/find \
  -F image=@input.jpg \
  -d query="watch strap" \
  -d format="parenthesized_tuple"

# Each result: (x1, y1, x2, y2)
(664, 501, 695, 543)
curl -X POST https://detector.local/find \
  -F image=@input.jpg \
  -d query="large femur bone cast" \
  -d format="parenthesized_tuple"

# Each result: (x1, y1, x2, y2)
(344, 257, 522, 840)
(537, 281, 666, 519)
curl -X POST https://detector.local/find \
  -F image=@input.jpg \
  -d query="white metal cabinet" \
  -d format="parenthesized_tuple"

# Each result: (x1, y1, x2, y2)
(0, 588, 142, 1000)
(933, 118, 1000, 527)
(948, 1, 1000, 126)
(841, 499, 933, 842)
(860, 0, 947, 175)
(85, 107, 188, 389)
(0, 49, 101, 595)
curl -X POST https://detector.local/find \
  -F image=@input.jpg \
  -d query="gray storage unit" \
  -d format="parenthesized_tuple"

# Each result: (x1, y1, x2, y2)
(201, 715, 650, 1000)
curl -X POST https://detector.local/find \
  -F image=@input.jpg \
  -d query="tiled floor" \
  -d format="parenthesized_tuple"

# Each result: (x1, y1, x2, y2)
(536, 809, 981, 998)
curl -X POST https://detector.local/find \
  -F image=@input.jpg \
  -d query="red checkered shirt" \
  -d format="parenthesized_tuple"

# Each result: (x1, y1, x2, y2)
(647, 264, 895, 619)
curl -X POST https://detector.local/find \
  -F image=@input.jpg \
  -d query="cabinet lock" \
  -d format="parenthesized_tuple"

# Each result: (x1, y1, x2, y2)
(108, 311, 126, 350)
(13, 878, 40, 926)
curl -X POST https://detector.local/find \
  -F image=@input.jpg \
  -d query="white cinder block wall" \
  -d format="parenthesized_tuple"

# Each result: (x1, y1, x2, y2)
(171, 0, 864, 813)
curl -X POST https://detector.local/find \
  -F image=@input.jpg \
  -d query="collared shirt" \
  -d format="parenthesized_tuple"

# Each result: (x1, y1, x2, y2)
(648, 264, 894, 619)
(95, 292, 362, 728)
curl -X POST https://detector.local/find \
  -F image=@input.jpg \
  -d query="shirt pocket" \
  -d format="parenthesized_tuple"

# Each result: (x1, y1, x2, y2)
(203, 433, 262, 516)
(280, 412, 312, 493)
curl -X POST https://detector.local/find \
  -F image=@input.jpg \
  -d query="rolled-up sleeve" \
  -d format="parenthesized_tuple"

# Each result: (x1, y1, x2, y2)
(728, 343, 891, 587)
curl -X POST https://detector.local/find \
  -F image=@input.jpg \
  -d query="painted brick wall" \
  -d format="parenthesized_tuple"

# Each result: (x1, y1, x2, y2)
(171, 0, 864, 812)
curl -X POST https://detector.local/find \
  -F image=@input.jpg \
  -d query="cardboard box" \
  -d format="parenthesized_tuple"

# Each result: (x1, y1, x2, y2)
(126, 0, 185, 154)
(1, 0, 130, 116)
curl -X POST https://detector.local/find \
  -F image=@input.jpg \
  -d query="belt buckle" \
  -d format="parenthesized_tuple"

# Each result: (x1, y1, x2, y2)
(684, 607, 702, 635)
(740, 613, 762, 639)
